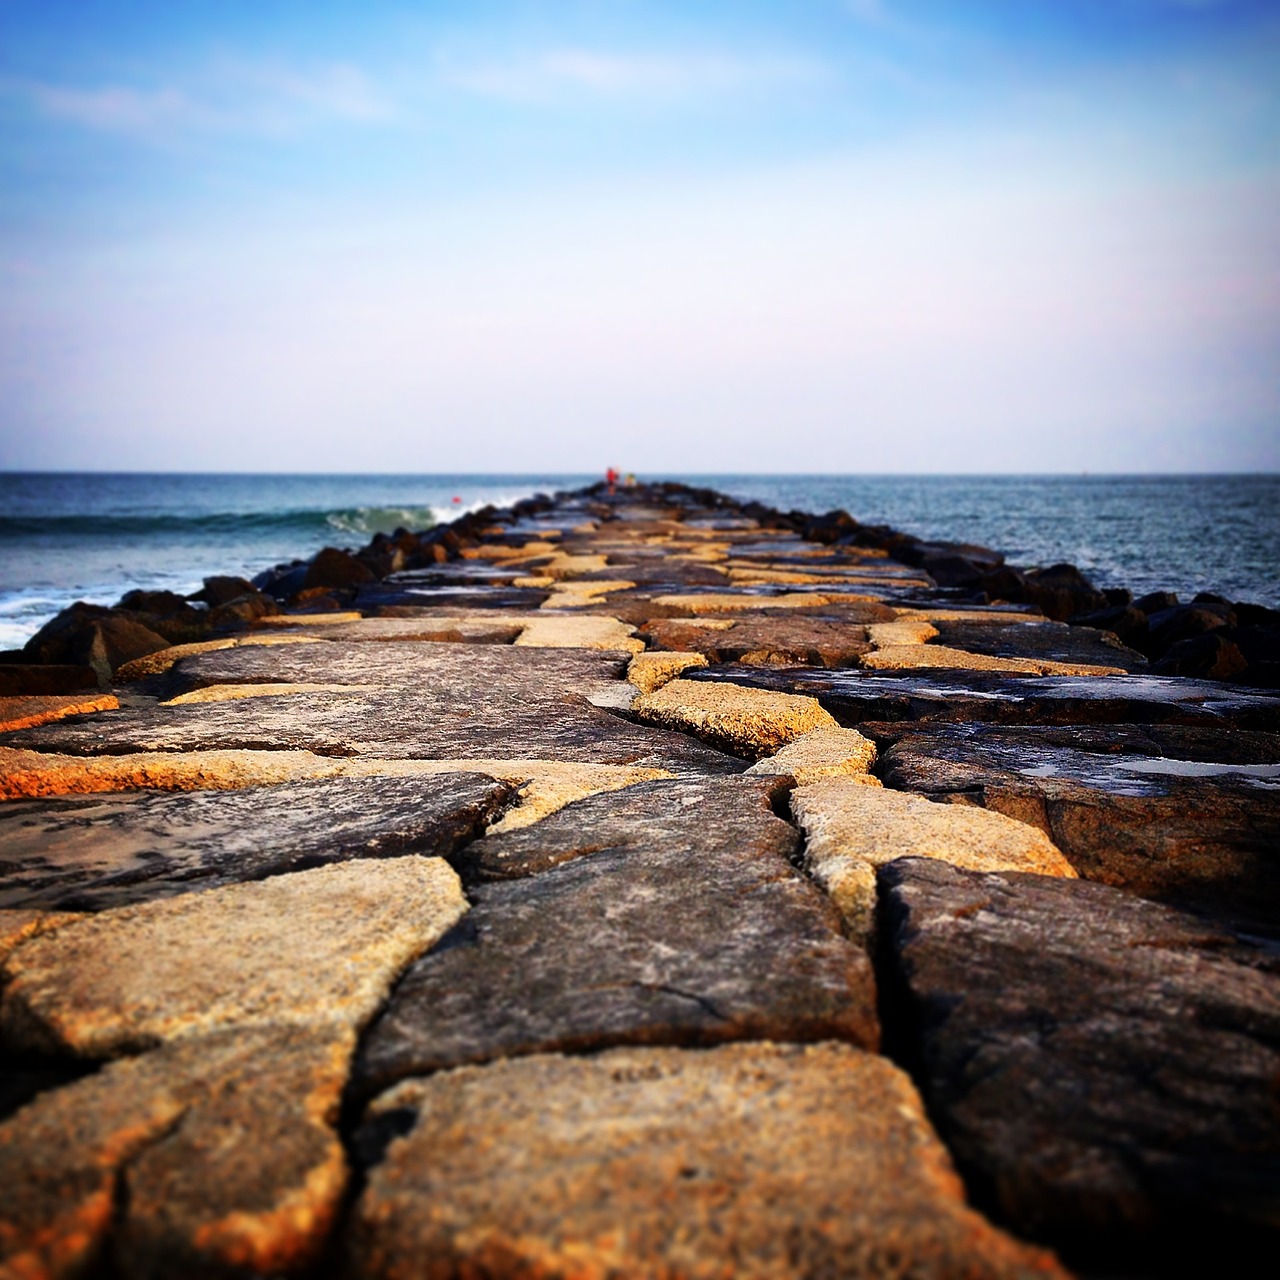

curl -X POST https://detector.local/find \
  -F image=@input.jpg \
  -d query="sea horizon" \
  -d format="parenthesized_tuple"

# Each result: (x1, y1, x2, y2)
(3, 471, 1278, 649)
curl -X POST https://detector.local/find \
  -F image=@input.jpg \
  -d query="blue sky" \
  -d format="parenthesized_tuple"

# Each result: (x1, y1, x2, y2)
(1, 0, 1277, 472)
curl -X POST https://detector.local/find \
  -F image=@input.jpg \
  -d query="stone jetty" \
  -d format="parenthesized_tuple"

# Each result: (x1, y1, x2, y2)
(2, 481, 1278, 1279)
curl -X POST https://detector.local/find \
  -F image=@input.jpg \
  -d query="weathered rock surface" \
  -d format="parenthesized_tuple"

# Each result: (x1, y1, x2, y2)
(0, 1025, 352, 1279)
(631, 676, 838, 757)
(0, 693, 118, 734)
(745, 724, 878, 784)
(881, 858, 1280, 1267)
(0, 664, 100, 697)
(876, 721, 1280, 935)
(1, 855, 468, 1056)
(625, 648, 708, 692)
(687, 663, 1280, 727)
(789, 780, 1074, 941)
(6, 642, 739, 771)
(0, 772, 511, 911)
(928, 618, 1148, 671)
(350, 1042, 1067, 1280)
(861, 643, 1125, 677)
(643, 614, 873, 666)
(352, 777, 876, 1096)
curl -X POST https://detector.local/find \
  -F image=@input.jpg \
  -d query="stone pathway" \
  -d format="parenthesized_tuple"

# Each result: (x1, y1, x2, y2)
(2, 481, 1279, 1277)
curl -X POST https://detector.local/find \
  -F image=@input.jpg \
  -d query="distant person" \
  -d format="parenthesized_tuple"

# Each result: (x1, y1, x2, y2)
(624, 473, 637, 487)
(606, 466, 619, 495)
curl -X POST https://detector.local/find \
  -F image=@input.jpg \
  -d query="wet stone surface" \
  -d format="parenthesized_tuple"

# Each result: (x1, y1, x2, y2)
(6, 642, 740, 771)
(0, 772, 512, 911)
(928, 619, 1148, 671)
(352, 775, 877, 1098)
(875, 722, 1280, 936)
(686, 662, 1280, 727)
(881, 858, 1280, 1271)
(4, 478, 1277, 1277)
(350, 1042, 1068, 1280)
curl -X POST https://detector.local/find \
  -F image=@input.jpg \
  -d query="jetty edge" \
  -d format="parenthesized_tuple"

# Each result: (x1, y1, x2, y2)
(0, 478, 1274, 1279)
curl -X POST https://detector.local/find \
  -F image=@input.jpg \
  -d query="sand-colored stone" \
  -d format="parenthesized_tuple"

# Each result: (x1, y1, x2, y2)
(626, 649, 709, 693)
(434, 759, 671, 831)
(297, 616, 526, 644)
(0, 694, 118, 734)
(161, 681, 375, 706)
(114, 638, 237, 679)
(539, 579, 637, 609)
(462, 539, 559, 561)
(631, 678, 838, 758)
(350, 1042, 1067, 1280)
(746, 726, 879, 784)
(726, 565, 930, 589)
(114, 634, 321, 680)
(513, 615, 644, 654)
(255, 611, 364, 627)
(791, 780, 1077, 879)
(512, 575, 556, 588)
(862, 644, 1125, 676)
(0, 746, 370, 800)
(651, 591, 876, 612)
(868, 619, 940, 647)
(539, 552, 612, 578)
(892, 607, 1042, 625)
(0, 909, 83, 965)
(0, 1026, 350, 1280)
(0, 855, 468, 1056)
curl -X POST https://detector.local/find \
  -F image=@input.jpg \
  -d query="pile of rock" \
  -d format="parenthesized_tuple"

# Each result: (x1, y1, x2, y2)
(2, 481, 1278, 1279)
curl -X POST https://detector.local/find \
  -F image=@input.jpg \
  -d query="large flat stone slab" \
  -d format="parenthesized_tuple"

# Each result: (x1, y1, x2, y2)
(352, 777, 876, 1097)
(643, 615, 872, 666)
(686, 664, 1280, 727)
(6, 643, 738, 771)
(631, 677, 838, 758)
(877, 722, 1280, 936)
(0, 694, 118, 733)
(790, 780, 1075, 942)
(880, 858, 1280, 1269)
(928, 618, 1148, 671)
(349, 1042, 1067, 1280)
(0, 1025, 351, 1279)
(1, 855, 468, 1057)
(0, 772, 511, 911)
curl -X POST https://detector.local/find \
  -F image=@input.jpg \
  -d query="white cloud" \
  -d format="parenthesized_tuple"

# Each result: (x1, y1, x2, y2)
(441, 48, 828, 102)
(6, 60, 397, 140)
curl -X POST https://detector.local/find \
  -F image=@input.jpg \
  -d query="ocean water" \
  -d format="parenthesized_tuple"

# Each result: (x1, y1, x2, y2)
(1, 472, 1277, 649)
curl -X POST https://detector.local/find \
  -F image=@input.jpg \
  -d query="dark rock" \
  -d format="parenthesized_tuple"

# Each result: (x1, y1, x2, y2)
(1134, 591, 1179, 613)
(0, 665, 99, 697)
(0, 773, 513, 912)
(190, 576, 260, 607)
(1066, 604, 1149, 648)
(116, 590, 198, 619)
(880, 858, 1280, 1268)
(977, 565, 1031, 605)
(1152, 632, 1249, 680)
(685, 663, 1280, 729)
(1020, 564, 1107, 622)
(927, 619, 1147, 671)
(303, 547, 377, 591)
(876, 721, 1280, 937)
(351, 776, 877, 1098)
(21, 603, 111, 664)
(642, 616, 872, 667)
(21, 604, 171, 680)
(10, 642, 741, 773)
(206, 592, 282, 629)
(1145, 603, 1235, 658)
